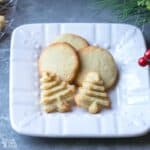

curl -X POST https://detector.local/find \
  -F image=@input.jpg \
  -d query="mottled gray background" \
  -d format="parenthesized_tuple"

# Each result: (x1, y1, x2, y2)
(0, 0, 150, 149)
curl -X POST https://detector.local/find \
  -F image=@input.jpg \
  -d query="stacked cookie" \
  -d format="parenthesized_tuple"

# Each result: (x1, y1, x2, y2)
(38, 34, 118, 114)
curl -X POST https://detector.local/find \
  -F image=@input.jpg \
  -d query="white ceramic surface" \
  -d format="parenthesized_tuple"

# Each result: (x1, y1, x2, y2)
(10, 23, 150, 137)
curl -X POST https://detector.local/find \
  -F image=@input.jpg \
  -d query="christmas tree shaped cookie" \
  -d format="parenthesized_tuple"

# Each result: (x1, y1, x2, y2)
(75, 72, 111, 113)
(40, 72, 75, 113)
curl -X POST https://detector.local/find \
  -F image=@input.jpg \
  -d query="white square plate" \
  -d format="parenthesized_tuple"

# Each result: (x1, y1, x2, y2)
(10, 23, 150, 137)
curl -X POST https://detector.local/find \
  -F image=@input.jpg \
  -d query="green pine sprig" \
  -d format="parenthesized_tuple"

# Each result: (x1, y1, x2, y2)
(92, 0, 150, 25)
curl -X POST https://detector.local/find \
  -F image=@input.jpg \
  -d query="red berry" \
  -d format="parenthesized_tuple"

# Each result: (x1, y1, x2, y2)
(138, 57, 147, 67)
(144, 49, 150, 60)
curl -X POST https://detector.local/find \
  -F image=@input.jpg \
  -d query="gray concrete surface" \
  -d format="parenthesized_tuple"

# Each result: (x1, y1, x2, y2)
(0, 0, 150, 149)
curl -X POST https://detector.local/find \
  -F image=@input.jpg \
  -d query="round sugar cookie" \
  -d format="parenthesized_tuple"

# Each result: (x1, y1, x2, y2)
(52, 33, 89, 50)
(38, 43, 79, 83)
(76, 46, 118, 89)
